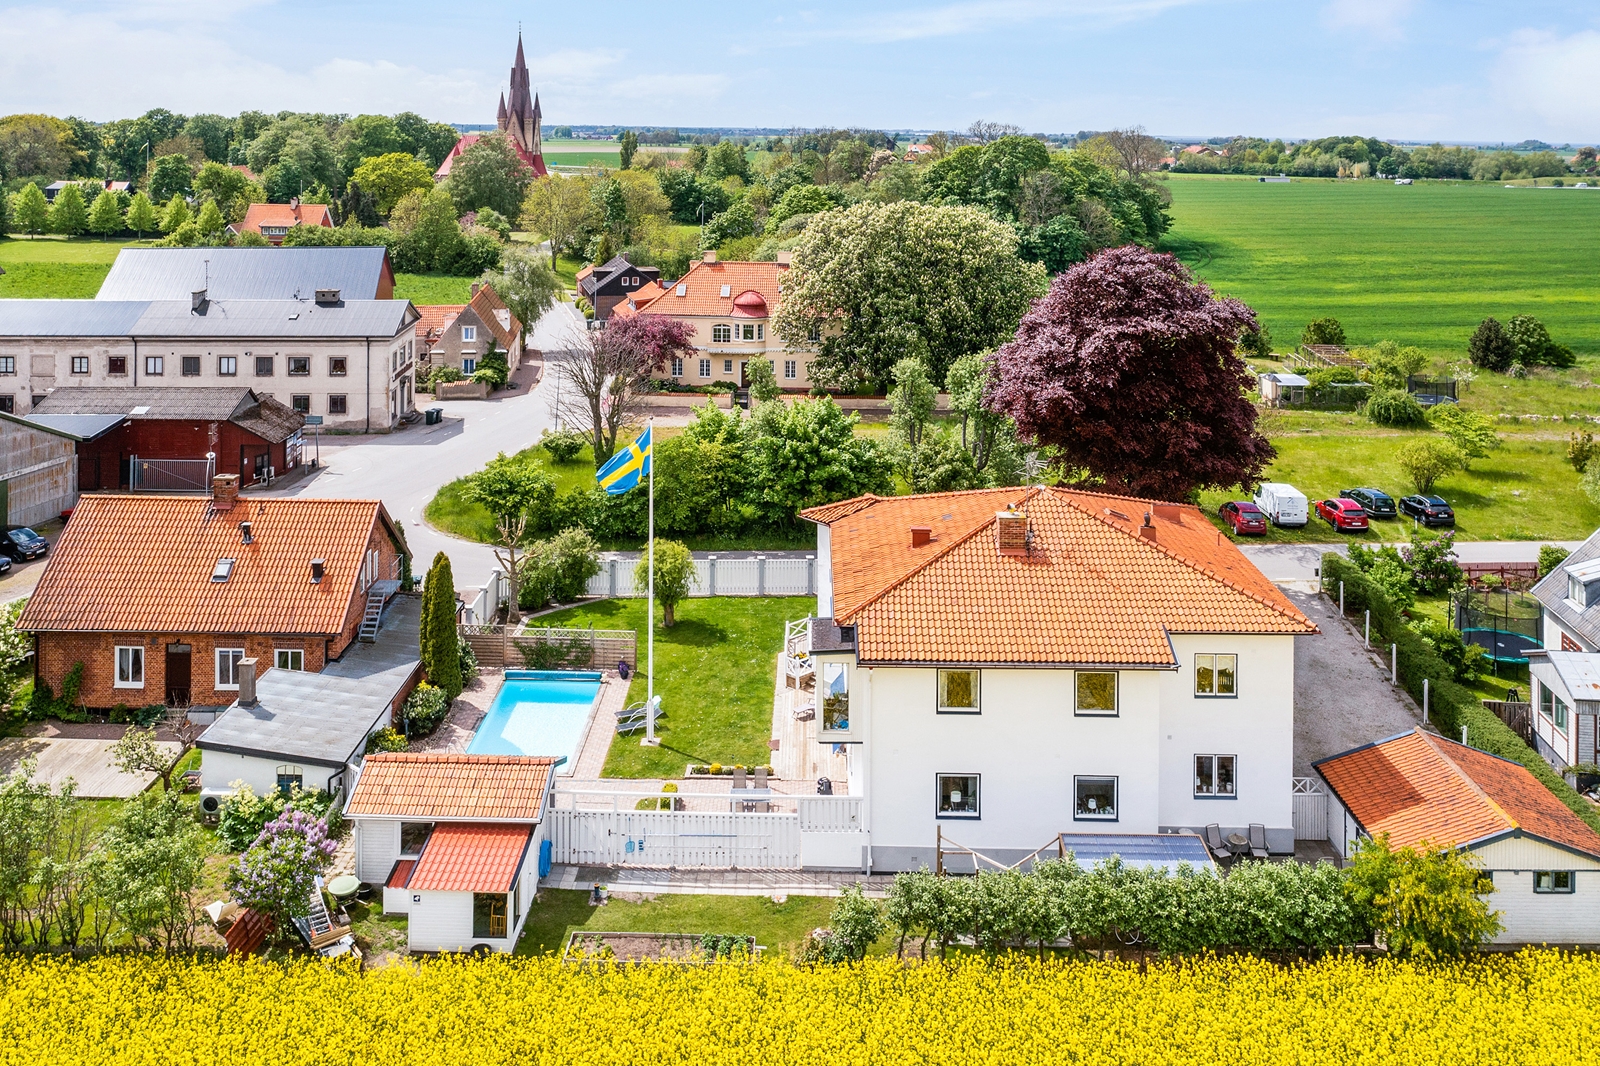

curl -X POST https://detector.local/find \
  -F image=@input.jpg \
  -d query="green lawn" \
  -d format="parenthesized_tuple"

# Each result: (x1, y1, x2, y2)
(543, 152, 622, 169)
(394, 273, 474, 304)
(425, 443, 617, 544)
(514, 889, 835, 956)
(532, 596, 812, 779)
(0, 235, 154, 297)
(1163, 176, 1600, 358)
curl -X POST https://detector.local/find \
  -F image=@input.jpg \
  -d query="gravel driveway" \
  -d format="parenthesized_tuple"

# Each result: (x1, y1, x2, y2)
(1289, 589, 1425, 777)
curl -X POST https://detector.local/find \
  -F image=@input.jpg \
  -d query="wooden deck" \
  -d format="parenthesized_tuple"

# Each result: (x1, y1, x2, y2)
(0, 736, 181, 798)
(770, 658, 846, 790)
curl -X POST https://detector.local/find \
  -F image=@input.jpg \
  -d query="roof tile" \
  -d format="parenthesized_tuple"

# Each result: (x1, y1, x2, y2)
(408, 823, 532, 893)
(344, 753, 558, 821)
(630, 260, 786, 318)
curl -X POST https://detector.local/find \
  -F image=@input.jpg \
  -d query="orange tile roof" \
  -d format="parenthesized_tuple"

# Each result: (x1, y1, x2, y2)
(345, 753, 558, 821)
(468, 284, 521, 350)
(408, 823, 532, 893)
(802, 486, 1314, 665)
(1317, 729, 1600, 859)
(632, 259, 786, 318)
(18, 495, 398, 636)
(414, 304, 464, 343)
(235, 202, 334, 236)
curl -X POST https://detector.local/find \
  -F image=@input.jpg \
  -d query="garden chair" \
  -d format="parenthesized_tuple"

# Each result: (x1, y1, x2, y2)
(1248, 823, 1269, 860)
(793, 695, 816, 721)
(615, 700, 661, 735)
(1203, 823, 1231, 864)
(732, 767, 748, 790)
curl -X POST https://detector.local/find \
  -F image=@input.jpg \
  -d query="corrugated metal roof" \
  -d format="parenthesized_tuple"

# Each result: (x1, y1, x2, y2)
(130, 299, 414, 338)
(18, 414, 126, 441)
(0, 300, 150, 336)
(98, 247, 391, 301)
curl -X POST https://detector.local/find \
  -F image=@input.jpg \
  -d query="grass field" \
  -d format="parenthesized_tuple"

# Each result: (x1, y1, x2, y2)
(531, 596, 812, 779)
(0, 236, 150, 297)
(426, 443, 604, 543)
(1163, 176, 1600, 358)
(393, 272, 474, 304)
(514, 889, 835, 956)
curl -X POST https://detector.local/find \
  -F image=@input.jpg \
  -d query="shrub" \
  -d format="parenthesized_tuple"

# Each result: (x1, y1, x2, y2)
(540, 429, 587, 464)
(1401, 528, 1461, 594)
(428, 365, 465, 390)
(519, 528, 603, 610)
(402, 682, 451, 737)
(1427, 404, 1499, 466)
(1367, 555, 1415, 610)
(1236, 323, 1273, 358)
(216, 782, 335, 853)
(1344, 836, 1501, 959)
(365, 727, 408, 754)
(1301, 318, 1346, 347)
(1306, 366, 1359, 389)
(1568, 430, 1596, 472)
(1395, 437, 1465, 494)
(1506, 314, 1575, 369)
(801, 885, 885, 963)
(226, 809, 338, 937)
(1467, 317, 1513, 372)
(1364, 388, 1427, 428)
(471, 347, 510, 391)
(1539, 544, 1571, 578)
(1410, 618, 1485, 682)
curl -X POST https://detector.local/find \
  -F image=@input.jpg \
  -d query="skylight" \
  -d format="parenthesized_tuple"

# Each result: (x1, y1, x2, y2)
(211, 558, 235, 582)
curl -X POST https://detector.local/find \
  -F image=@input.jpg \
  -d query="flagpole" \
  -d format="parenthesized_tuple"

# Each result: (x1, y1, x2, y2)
(643, 417, 658, 746)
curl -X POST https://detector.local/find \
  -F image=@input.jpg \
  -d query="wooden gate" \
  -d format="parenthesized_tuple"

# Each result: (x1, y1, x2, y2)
(1291, 777, 1329, 841)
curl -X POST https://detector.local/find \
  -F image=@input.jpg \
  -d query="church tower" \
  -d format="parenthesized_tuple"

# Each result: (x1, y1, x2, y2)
(498, 32, 546, 175)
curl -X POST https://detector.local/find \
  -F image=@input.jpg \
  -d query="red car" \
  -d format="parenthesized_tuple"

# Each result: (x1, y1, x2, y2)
(1219, 501, 1268, 535)
(1316, 497, 1370, 532)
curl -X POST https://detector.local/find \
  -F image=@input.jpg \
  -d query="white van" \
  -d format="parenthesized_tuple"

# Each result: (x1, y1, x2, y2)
(1253, 482, 1309, 527)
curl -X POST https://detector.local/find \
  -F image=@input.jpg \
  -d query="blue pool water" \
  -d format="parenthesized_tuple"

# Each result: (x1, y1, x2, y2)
(466, 670, 603, 769)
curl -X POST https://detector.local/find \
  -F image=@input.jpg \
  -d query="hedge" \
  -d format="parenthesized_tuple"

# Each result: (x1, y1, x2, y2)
(1320, 553, 1600, 834)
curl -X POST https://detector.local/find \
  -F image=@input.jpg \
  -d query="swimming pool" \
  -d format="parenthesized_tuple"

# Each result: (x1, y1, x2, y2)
(466, 670, 603, 770)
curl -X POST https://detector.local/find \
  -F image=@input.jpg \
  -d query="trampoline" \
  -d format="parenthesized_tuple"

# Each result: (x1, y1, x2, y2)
(1455, 588, 1542, 669)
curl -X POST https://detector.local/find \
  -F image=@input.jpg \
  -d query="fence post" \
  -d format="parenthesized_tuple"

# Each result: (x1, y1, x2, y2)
(1364, 610, 1370, 648)
(1339, 581, 1344, 615)
(757, 555, 767, 597)
(707, 554, 718, 597)
(806, 555, 815, 596)
(1422, 678, 1429, 723)
(609, 558, 618, 598)
(1391, 644, 1397, 685)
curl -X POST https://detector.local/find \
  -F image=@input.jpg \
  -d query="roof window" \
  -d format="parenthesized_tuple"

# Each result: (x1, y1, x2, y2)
(720, 284, 732, 297)
(211, 558, 235, 583)
(675, 284, 687, 297)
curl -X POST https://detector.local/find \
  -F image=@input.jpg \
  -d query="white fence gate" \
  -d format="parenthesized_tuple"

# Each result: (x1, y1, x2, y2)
(546, 809, 801, 869)
(1291, 777, 1328, 841)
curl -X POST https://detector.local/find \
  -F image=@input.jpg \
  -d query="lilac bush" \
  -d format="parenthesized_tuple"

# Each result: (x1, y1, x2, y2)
(225, 810, 339, 935)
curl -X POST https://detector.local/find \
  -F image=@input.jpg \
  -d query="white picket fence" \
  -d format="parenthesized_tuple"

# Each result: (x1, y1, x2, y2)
(1290, 777, 1328, 841)
(585, 555, 817, 599)
(546, 808, 801, 868)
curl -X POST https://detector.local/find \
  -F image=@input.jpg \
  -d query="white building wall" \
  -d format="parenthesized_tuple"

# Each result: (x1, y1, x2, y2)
(1474, 837, 1600, 944)
(198, 749, 342, 797)
(354, 818, 402, 885)
(815, 525, 833, 619)
(404, 841, 537, 953)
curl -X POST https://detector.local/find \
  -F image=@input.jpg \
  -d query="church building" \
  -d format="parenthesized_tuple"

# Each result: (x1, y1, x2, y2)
(435, 34, 548, 180)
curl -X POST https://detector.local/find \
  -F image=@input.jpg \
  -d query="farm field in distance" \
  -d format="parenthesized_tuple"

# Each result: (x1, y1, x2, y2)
(1162, 176, 1600, 359)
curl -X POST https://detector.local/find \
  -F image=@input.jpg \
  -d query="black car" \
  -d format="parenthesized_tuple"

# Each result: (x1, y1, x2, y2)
(1339, 487, 1398, 519)
(0, 555, 10, 576)
(1399, 495, 1455, 526)
(1, 527, 49, 561)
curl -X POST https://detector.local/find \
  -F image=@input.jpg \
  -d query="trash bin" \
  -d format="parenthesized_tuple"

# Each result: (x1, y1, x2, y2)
(425, 407, 443, 425)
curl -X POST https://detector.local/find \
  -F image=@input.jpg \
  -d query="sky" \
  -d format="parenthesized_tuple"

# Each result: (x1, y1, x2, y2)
(1, 0, 1597, 143)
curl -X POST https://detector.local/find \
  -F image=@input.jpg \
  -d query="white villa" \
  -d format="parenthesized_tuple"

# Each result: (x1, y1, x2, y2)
(1528, 530, 1600, 771)
(795, 486, 1319, 872)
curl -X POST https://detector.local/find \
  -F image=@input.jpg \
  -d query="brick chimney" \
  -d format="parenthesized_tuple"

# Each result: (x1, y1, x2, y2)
(212, 474, 240, 511)
(237, 657, 258, 706)
(910, 525, 932, 548)
(775, 251, 793, 266)
(996, 507, 1027, 555)
(702, 251, 717, 263)
(1140, 510, 1158, 541)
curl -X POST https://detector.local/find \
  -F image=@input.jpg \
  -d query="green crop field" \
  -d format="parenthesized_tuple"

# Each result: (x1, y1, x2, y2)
(0, 236, 152, 298)
(1162, 176, 1600, 358)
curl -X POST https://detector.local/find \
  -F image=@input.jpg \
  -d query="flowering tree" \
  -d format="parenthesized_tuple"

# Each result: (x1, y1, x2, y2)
(225, 809, 338, 937)
(555, 317, 694, 466)
(987, 246, 1274, 500)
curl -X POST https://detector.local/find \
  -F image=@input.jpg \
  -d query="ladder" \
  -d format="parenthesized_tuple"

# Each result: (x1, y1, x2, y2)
(358, 586, 386, 642)
(305, 887, 350, 950)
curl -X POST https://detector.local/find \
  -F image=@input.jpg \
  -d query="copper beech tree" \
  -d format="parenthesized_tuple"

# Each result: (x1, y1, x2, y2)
(987, 246, 1274, 500)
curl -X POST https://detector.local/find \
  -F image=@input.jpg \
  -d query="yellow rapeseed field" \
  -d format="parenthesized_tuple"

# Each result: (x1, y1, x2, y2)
(3, 951, 1597, 1064)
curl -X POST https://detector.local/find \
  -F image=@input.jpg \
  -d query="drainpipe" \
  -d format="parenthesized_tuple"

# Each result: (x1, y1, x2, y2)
(365, 338, 372, 433)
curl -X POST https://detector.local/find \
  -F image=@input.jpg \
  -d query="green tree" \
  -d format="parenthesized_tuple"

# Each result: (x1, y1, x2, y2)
(463, 454, 555, 618)
(158, 194, 190, 235)
(421, 552, 462, 700)
(448, 133, 533, 218)
(521, 174, 593, 268)
(619, 129, 639, 170)
(701, 139, 752, 183)
(1356, 340, 1428, 390)
(1506, 313, 1574, 368)
(9, 182, 48, 237)
(124, 191, 157, 238)
(192, 160, 256, 223)
(194, 199, 226, 241)
(225, 809, 337, 941)
(398, 186, 464, 273)
(99, 790, 207, 953)
(352, 151, 436, 216)
(634, 539, 694, 627)
(1427, 404, 1500, 468)
(145, 153, 194, 204)
(87, 187, 124, 239)
(48, 183, 88, 236)
(181, 113, 234, 162)
(1345, 836, 1501, 959)
(946, 350, 1022, 483)
(888, 356, 938, 450)
(520, 528, 603, 610)
(1301, 317, 1346, 347)
(748, 398, 894, 523)
(746, 356, 781, 403)
(1468, 317, 1514, 372)
(477, 244, 561, 348)
(775, 201, 1047, 390)
(109, 727, 177, 790)
(1396, 437, 1466, 494)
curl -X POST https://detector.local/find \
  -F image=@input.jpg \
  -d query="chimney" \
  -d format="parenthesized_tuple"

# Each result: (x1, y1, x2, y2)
(238, 520, 253, 545)
(702, 251, 717, 263)
(211, 474, 240, 511)
(314, 288, 340, 306)
(775, 251, 793, 266)
(191, 289, 208, 314)
(1140, 510, 1157, 541)
(996, 507, 1027, 555)
(470, 282, 482, 296)
(910, 525, 933, 548)
(237, 658, 258, 706)
(310, 558, 325, 584)
(289, 196, 300, 209)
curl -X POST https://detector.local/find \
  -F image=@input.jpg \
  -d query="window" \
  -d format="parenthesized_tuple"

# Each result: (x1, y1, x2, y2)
(461, 325, 477, 342)
(473, 892, 508, 938)
(254, 356, 273, 376)
(329, 395, 348, 415)
(329, 357, 347, 376)
(275, 765, 303, 796)
(400, 823, 433, 854)
(114, 646, 145, 688)
(1195, 654, 1237, 697)
(671, 357, 684, 377)
(807, 325, 821, 343)
(0, 357, 14, 375)
(0, 397, 12, 413)
(287, 356, 310, 376)
(699, 358, 711, 378)
(937, 669, 979, 713)
(741, 324, 756, 341)
(107, 356, 126, 375)
(1194, 755, 1237, 797)
(181, 355, 201, 376)
(723, 359, 734, 373)
(218, 356, 237, 376)
(712, 324, 732, 343)
(70, 356, 89, 375)
(211, 557, 235, 583)
(291, 395, 311, 414)
(784, 360, 797, 379)
(820, 662, 849, 731)
(757, 324, 765, 340)
(462, 358, 476, 373)
(216, 648, 246, 690)
(1074, 776, 1118, 820)
(144, 355, 164, 375)
(1075, 671, 1117, 715)
(937, 774, 979, 817)
(1534, 871, 1575, 894)
(275, 649, 304, 671)
(1541, 683, 1570, 732)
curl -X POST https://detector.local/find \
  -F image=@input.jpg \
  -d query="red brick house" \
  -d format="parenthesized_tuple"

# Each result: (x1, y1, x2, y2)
(415, 283, 522, 379)
(18, 477, 409, 708)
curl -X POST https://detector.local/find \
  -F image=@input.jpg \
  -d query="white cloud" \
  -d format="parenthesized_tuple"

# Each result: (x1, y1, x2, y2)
(1490, 29, 1600, 137)
(1320, 0, 1418, 43)
(787, 0, 1202, 45)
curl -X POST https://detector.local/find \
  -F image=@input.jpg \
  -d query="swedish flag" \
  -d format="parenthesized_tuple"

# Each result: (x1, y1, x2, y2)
(596, 426, 652, 495)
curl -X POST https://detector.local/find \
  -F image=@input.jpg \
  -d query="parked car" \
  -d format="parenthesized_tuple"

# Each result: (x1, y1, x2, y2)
(1400, 495, 1456, 526)
(1339, 487, 1398, 519)
(0, 555, 10, 576)
(1252, 482, 1309, 528)
(1, 527, 48, 561)
(1219, 501, 1268, 536)
(1316, 498, 1371, 532)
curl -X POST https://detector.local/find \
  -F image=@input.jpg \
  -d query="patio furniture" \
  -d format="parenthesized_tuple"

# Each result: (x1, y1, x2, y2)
(1225, 831, 1250, 857)
(1248, 823, 1269, 860)
(328, 875, 361, 905)
(615, 699, 662, 735)
(792, 695, 816, 721)
(732, 767, 748, 790)
(1203, 823, 1232, 863)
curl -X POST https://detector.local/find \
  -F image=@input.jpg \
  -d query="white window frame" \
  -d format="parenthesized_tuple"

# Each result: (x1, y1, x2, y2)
(819, 662, 849, 732)
(462, 357, 477, 373)
(1195, 653, 1238, 697)
(461, 325, 477, 342)
(936, 668, 980, 714)
(114, 645, 145, 689)
(699, 358, 712, 378)
(144, 355, 164, 376)
(275, 649, 304, 671)
(275, 765, 304, 795)
(218, 356, 237, 376)
(1074, 671, 1118, 716)
(1194, 754, 1237, 798)
(740, 324, 756, 341)
(671, 357, 684, 377)
(1074, 776, 1118, 821)
(723, 358, 734, 373)
(216, 647, 246, 690)
(712, 324, 732, 343)
(936, 773, 980, 819)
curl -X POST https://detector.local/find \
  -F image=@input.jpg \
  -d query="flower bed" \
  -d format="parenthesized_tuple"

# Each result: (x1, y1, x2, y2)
(561, 931, 758, 963)
(686, 763, 777, 778)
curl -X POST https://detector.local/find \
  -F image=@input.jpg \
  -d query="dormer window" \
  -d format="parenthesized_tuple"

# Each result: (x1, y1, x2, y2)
(1564, 559, 1600, 607)
(212, 558, 235, 582)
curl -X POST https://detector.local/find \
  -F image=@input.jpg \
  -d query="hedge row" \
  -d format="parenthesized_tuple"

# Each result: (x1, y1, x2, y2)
(1319, 553, 1600, 834)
